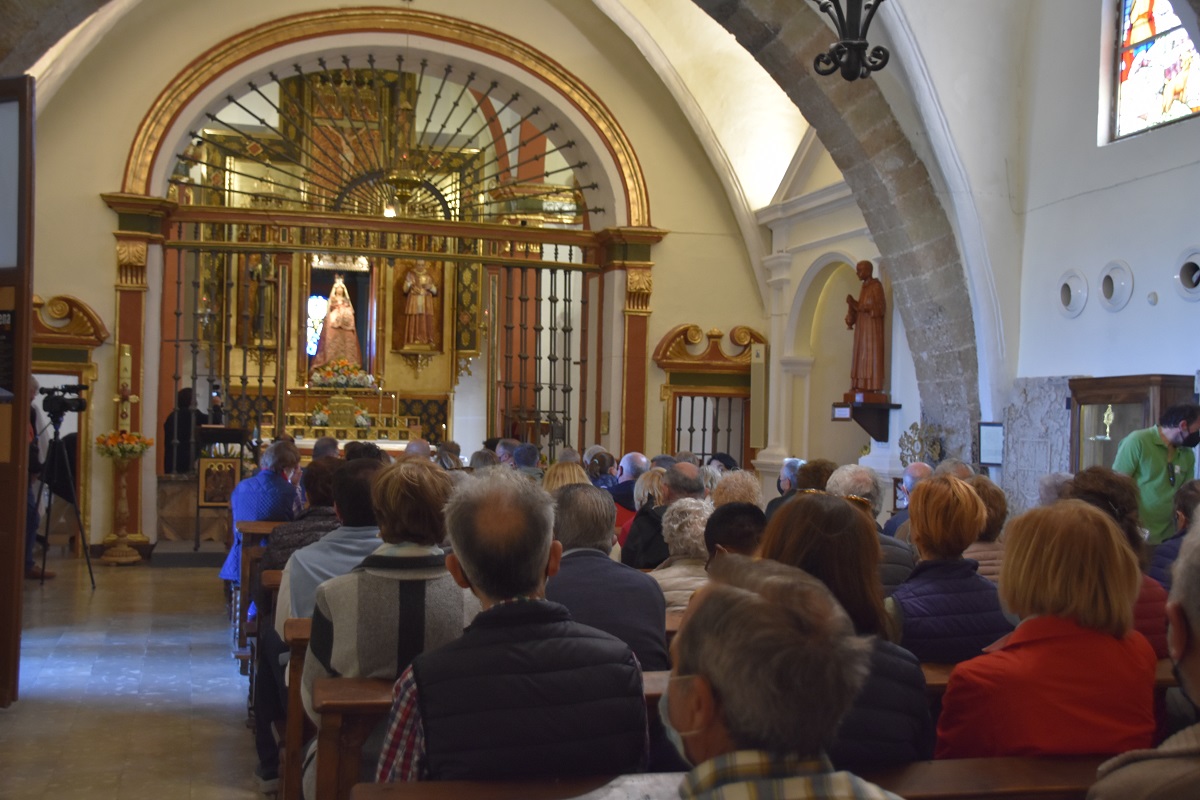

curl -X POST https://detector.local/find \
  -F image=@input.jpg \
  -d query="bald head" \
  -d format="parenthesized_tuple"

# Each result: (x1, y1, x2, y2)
(617, 451, 650, 483)
(444, 469, 557, 601)
(902, 462, 933, 496)
(405, 438, 432, 459)
(663, 461, 706, 505)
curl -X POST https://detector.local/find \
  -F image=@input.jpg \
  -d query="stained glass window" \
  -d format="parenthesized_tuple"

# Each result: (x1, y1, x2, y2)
(306, 294, 328, 356)
(1116, 0, 1200, 138)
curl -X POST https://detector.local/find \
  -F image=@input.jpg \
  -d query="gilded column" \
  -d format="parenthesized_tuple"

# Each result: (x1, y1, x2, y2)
(598, 227, 666, 456)
(101, 194, 176, 559)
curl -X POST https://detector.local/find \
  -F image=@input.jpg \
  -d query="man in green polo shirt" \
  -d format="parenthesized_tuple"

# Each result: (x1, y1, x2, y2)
(1113, 403, 1200, 544)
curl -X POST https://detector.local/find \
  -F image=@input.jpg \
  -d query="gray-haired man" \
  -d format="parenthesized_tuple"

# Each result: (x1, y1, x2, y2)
(665, 555, 901, 799)
(376, 469, 646, 782)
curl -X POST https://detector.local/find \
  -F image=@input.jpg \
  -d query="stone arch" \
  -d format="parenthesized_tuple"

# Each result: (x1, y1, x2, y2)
(120, 7, 651, 228)
(694, 0, 980, 457)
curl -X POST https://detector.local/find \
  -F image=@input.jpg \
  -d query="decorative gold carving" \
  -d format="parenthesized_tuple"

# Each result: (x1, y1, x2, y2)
(899, 421, 944, 467)
(122, 9, 651, 226)
(32, 295, 110, 348)
(652, 324, 768, 374)
(114, 235, 151, 289)
(457, 357, 474, 379)
(625, 270, 652, 315)
(116, 240, 148, 267)
(114, 344, 140, 431)
(402, 352, 435, 376)
(163, 205, 606, 272)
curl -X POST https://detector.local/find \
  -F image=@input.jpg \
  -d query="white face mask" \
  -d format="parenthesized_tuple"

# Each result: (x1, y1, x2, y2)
(658, 675, 701, 766)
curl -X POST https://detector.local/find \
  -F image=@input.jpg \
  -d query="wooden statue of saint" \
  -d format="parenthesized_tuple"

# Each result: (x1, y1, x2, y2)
(395, 259, 439, 350)
(845, 260, 886, 395)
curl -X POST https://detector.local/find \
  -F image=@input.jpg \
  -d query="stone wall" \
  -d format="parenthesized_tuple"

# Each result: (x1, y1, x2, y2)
(1001, 377, 1072, 515)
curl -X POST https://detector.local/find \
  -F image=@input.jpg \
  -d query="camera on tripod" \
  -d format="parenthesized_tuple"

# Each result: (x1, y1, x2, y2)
(39, 384, 88, 420)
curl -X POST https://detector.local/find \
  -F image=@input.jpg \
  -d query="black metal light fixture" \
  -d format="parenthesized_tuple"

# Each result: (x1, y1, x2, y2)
(809, 0, 890, 81)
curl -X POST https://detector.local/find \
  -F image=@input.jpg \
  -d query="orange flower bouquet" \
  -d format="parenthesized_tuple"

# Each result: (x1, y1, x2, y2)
(95, 430, 154, 460)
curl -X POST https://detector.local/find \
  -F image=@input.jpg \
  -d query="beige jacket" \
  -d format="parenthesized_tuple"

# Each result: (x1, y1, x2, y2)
(1087, 722, 1200, 800)
(964, 540, 1005, 582)
(650, 557, 708, 612)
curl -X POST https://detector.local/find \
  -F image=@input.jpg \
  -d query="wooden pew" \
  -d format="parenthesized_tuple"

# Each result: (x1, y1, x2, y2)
(281, 617, 314, 800)
(313, 677, 394, 800)
(236, 519, 285, 652)
(665, 610, 683, 645)
(921, 659, 1176, 697)
(866, 756, 1108, 800)
(311, 670, 675, 800)
(347, 756, 1111, 800)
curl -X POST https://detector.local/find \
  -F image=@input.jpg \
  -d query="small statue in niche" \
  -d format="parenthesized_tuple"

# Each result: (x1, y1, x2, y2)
(312, 275, 361, 368)
(845, 259, 886, 395)
(401, 259, 438, 348)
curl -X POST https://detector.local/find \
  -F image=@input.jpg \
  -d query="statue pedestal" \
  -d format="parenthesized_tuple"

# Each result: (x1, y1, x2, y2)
(832, 395, 901, 443)
(843, 391, 890, 404)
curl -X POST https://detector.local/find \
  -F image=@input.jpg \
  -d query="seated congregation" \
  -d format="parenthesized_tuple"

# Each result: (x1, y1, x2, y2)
(224, 430, 1200, 800)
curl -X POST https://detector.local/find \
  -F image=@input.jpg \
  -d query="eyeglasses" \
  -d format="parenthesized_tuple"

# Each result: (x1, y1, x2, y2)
(797, 488, 874, 512)
(1168, 462, 1177, 487)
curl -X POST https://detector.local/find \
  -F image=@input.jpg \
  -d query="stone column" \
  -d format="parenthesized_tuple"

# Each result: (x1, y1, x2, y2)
(100, 194, 176, 560)
(752, 251, 794, 499)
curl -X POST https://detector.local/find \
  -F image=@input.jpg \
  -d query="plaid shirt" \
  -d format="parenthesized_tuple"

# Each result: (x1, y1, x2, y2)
(680, 751, 903, 800)
(375, 665, 423, 782)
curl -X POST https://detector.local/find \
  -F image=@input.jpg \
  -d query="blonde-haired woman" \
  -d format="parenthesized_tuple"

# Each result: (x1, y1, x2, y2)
(541, 461, 591, 494)
(618, 466, 666, 547)
(936, 500, 1156, 758)
(886, 475, 1013, 663)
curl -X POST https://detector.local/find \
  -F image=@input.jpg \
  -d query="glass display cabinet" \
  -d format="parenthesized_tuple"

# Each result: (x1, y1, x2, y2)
(1068, 375, 1197, 472)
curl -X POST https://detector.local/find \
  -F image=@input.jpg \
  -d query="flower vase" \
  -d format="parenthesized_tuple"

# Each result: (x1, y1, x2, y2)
(100, 456, 142, 565)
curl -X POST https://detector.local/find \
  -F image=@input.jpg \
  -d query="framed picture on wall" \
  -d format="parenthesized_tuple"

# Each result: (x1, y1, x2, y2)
(198, 456, 241, 508)
(979, 422, 1005, 467)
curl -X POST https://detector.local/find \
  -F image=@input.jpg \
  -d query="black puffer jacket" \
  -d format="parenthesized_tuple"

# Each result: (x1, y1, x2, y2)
(828, 638, 934, 772)
(414, 600, 647, 780)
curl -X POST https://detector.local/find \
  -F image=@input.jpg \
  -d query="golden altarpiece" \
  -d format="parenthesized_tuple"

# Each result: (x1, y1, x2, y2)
(134, 51, 675, 514)
(96, 15, 676, 557)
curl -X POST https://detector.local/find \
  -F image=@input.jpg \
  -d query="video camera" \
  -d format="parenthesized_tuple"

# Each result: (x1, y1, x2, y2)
(40, 384, 88, 419)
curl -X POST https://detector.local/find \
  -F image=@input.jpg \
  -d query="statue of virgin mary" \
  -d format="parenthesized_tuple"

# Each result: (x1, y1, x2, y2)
(311, 275, 362, 369)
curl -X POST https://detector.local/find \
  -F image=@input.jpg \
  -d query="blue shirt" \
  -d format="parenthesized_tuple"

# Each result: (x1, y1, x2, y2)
(218, 469, 296, 582)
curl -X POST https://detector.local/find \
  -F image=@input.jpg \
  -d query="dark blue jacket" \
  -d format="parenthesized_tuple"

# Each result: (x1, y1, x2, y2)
(546, 548, 670, 671)
(608, 480, 637, 513)
(413, 600, 647, 780)
(883, 508, 909, 538)
(829, 638, 934, 771)
(1149, 531, 1185, 592)
(890, 558, 1014, 663)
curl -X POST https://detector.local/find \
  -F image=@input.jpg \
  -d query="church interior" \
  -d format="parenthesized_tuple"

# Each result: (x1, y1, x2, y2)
(3, 0, 1200, 797)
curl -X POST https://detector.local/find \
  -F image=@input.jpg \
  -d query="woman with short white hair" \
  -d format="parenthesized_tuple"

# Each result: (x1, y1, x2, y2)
(651, 497, 712, 611)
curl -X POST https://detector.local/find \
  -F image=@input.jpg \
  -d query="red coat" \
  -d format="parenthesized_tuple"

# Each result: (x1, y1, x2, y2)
(1133, 573, 1168, 659)
(935, 615, 1156, 759)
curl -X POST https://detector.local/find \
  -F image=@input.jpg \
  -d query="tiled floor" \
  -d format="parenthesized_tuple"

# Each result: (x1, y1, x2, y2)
(1, 552, 261, 799)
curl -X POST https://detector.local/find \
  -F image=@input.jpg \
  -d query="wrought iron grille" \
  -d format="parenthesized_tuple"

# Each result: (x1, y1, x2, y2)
(673, 394, 747, 467)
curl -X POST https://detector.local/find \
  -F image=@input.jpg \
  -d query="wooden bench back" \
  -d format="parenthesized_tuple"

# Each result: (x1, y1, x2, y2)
(346, 756, 1110, 800)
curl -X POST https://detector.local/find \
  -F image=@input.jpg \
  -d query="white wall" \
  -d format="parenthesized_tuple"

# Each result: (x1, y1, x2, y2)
(1018, 0, 1200, 378)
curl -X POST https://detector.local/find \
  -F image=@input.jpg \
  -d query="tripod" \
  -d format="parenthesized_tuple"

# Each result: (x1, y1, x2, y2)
(35, 411, 96, 590)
